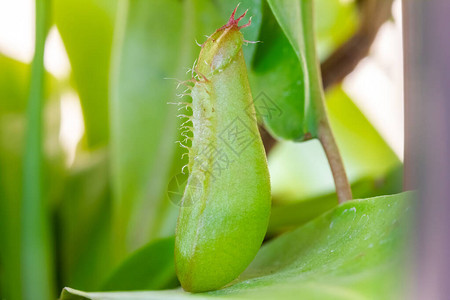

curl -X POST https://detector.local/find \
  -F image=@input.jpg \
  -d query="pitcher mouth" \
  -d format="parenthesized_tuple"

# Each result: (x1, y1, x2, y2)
(219, 3, 252, 31)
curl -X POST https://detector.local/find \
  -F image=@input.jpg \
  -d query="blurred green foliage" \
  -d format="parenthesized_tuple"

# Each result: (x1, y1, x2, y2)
(0, 54, 30, 300)
(0, 0, 405, 299)
(54, 0, 117, 147)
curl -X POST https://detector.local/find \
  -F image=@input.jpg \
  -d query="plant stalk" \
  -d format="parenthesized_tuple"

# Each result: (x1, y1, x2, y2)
(302, 0, 353, 203)
(21, 0, 54, 299)
(318, 118, 353, 203)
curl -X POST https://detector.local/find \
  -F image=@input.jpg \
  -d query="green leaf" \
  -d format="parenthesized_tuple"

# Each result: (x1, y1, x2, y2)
(101, 236, 178, 291)
(223, 193, 411, 299)
(250, 0, 358, 140)
(109, 0, 187, 260)
(54, 0, 117, 147)
(21, 0, 55, 299)
(60, 192, 411, 299)
(249, 3, 306, 140)
(251, 0, 325, 141)
(265, 0, 325, 139)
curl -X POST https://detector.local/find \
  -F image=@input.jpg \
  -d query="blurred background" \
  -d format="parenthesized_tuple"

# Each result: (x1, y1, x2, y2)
(0, 0, 404, 299)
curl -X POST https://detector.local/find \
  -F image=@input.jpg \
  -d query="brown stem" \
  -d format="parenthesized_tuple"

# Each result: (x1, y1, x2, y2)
(318, 119, 352, 203)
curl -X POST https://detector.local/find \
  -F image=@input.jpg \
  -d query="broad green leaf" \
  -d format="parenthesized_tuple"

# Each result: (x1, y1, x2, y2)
(227, 193, 411, 299)
(249, 3, 306, 140)
(109, 0, 190, 260)
(109, 0, 263, 258)
(101, 236, 178, 291)
(265, 0, 324, 139)
(269, 87, 401, 203)
(250, 0, 358, 140)
(110, 0, 179, 259)
(54, 0, 117, 147)
(61, 192, 412, 299)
